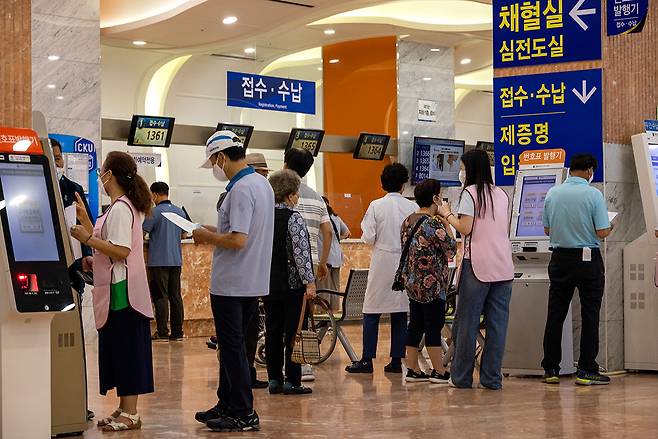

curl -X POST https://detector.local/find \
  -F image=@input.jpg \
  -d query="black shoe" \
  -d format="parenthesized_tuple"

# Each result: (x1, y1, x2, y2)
(207, 411, 260, 432)
(543, 369, 560, 384)
(283, 382, 313, 395)
(169, 334, 184, 341)
(86, 410, 95, 421)
(195, 404, 226, 424)
(268, 379, 284, 394)
(575, 370, 611, 386)
(345, 360, 373, 374)
(429, 370, 451, 384)
(152, 333, 169, 342)
(252, 379, 269, 389)
(405, 369, 430, 382)
(384, 362, 403, 374)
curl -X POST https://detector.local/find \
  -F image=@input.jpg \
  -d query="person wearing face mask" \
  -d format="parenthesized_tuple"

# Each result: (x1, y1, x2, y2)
(192, 131, 274, 432)
(398, 179, 456, 384)
(51, 138, 94, 295)
(539, 153, 612, 386)
(438, 149, 514, 390)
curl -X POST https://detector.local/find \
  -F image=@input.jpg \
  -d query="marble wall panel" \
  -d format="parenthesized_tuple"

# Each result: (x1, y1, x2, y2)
(605, 182, 645, 243)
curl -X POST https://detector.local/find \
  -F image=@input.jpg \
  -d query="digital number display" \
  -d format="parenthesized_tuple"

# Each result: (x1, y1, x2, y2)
(412, 137, 465, 185)
(128, 115, 175, 148)
(216, 123, 254, 147)
(353, 133, 390, 161)
(286, 129, 325, 157)
(475, 141, 495, 165)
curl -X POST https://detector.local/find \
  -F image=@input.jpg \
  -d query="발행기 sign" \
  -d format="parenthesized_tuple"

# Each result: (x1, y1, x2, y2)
(494, 68, 603, 185)
(227, 71, 316, 115)
(607, 0, 649, 35)
(493, 0, 602, 68)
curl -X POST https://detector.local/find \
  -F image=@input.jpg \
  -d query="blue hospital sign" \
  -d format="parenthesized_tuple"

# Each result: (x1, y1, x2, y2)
(227, 71, 316, 115)
(607, 0, 649, 35)
(494, 69, 603, 186)
(493, 0, 602, 68)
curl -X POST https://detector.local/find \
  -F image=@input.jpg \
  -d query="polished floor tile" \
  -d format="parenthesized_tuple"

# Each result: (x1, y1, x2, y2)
(78, 324, 658, 438)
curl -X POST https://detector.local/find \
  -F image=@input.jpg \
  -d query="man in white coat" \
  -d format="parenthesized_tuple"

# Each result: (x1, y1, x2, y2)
(346, 163, 417, 374)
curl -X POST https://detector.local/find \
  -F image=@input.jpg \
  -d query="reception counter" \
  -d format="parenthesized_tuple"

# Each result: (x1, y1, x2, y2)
(176, 239, 373, 337)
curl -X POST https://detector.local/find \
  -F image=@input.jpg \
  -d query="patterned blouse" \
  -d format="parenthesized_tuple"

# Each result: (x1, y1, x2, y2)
(276, 204, 315, 289)
(400, 213, 457, 303)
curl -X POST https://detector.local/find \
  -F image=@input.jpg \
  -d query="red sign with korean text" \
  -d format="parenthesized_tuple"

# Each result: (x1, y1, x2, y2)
(0, 127, 43, 154)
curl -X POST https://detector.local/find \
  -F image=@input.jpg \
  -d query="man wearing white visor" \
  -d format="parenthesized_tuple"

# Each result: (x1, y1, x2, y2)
(192, 131, 274, 432)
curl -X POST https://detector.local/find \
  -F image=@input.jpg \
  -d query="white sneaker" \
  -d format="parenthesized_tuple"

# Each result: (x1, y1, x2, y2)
(301, 364, 315, 382)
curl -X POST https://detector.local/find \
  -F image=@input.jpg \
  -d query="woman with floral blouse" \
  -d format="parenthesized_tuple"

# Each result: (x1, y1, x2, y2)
(265, 169, 317, 395)
(398, 179, 457, 384)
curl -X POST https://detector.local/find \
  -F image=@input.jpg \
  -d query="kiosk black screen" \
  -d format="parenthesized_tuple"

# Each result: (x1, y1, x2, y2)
(353, 133, 390, 160)
(286, 129, 324, 156)
(0, 162, 59, 261)
(127, 115, 175, 148)
(216, 123, 254, 147)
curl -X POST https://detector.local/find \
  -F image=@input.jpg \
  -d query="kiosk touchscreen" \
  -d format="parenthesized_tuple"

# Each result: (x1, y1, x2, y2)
(624, 133, 658, 370)
(502, 167, 575, 376)
(0, 156, 74, 312)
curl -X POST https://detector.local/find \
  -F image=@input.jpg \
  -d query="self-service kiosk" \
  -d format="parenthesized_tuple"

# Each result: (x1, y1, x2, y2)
(0, 128, 86, 438)
(624, 133, 658, 370)
(502, 166, 576, 375)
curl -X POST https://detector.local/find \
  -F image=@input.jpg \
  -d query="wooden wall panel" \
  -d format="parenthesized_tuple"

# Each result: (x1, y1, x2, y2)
(0, 0, 31, 128)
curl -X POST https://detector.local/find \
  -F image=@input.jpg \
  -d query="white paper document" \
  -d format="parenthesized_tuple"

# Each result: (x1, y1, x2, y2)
(608, 211, 618, 223)
(64, 204, 82, 259)
(162, 212, 200, 234)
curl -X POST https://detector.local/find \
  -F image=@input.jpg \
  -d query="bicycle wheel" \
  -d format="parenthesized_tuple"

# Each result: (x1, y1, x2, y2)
(310, 297, 337, 364)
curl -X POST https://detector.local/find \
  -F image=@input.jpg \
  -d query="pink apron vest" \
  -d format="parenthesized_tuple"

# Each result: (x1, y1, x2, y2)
(464, 185, 514, 283)
(92, 196, 154, 330)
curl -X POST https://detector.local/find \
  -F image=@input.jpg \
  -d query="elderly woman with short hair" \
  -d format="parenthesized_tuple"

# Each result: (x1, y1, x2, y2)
(265, 169, 317, 395)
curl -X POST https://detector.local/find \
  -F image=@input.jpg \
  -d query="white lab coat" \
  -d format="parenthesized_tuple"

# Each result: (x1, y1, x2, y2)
(360, 193, 418, 314)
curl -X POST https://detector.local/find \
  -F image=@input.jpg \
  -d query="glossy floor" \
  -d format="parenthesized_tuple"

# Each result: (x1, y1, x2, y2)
(80, 325, 658, 438)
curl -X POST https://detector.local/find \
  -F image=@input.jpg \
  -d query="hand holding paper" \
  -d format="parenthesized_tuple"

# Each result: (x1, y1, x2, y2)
(608, 211, 618, 223)
(162, 212, 201, 234)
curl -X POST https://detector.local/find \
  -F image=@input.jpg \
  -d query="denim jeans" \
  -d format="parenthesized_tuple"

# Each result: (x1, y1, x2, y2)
(362, 312, 407, 360)
(451, 260, 512, 389)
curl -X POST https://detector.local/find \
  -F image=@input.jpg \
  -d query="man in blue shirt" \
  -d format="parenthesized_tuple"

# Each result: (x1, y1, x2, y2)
(192, 131, 274, 432)
(143, 182, 186, 342)
(541, 154, 612, 386)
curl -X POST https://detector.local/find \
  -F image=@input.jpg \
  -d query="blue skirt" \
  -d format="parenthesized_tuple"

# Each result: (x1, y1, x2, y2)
(98, 308, 154, 397)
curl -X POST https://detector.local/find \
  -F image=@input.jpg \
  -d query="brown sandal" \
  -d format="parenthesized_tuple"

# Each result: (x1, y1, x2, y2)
(102, 412, 142, 432)
(97, 408, 122, 427)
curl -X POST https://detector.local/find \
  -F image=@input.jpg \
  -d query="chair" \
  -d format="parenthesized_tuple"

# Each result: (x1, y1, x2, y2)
(316, 269, 369, 362)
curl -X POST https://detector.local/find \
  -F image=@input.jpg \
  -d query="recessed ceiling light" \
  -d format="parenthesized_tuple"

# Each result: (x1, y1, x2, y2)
(324, 29, 335, 35)
(329, 59, 339, 64)
(56, 96, 64, 100)
(47, 55, 60, 61)
(402, 131, 409, 135)
(132, 40, 147, 46)
(244, 47, 256, 54)
(399, 34, 410, 39)
(460, 58, 472, 65)
(422, 77, 432, 81)
(317, 67, 323, 71)
(222, 16, 238, 25)
(430, 48, 441, 52)
(47, 84, 56, 89)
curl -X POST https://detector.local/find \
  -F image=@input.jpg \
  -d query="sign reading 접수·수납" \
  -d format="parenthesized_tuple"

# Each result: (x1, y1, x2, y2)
(227, 71, 316, 115)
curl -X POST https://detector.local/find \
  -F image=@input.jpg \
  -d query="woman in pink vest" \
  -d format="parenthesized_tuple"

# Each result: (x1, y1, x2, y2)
(71, 152, 154, 431)
(438, 149, 514, 390)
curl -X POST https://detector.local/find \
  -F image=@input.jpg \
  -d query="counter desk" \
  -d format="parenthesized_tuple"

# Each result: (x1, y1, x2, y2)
(146, 239, 374, 337)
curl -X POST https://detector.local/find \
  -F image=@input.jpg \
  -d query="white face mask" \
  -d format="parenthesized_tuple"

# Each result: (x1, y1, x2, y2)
(56, 167, 64, 180)
(588, 170, 594, 184)
(213, 157, 228, 182)
(459, 170, 466, 185)
(98, 171, 109, 196)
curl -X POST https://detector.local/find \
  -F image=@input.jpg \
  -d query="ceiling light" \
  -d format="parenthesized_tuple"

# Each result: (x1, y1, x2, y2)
(56, 96, 64, 100)
(222, 16, 238, 25)
(329, 59, 339, 64)
(460, 58, 472, 65)
(399, 34, 410, 39)
(324, 29, 335, 35)
(422, 77, 432, 81)
(244, 47, 256, 54)
(430, 48, 441, 52)
(47, 55, 60, 61)
(132, 40, 147, 46)
(47, 84, 56, 89)
(402, 131, 409, 135)
(317, 67, 323, 71)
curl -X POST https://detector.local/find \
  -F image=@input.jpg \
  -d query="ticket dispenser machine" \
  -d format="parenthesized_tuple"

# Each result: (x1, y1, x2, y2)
(502, 167, 576, 375)
(624, 133, 658, 370)
(0, 129, 85, 438)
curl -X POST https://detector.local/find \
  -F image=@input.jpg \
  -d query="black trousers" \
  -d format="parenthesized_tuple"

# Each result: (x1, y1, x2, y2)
(210, 295, 258, 418)
(542, 248, 604, 373)
(149, 266, 184, 338)
(406, 297, 446, 348)
(245, 306, 260, 384)
(264, 293, 304, 387)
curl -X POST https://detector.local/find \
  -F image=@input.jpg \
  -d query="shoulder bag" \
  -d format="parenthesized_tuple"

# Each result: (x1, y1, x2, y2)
(392, 215, 428, 291)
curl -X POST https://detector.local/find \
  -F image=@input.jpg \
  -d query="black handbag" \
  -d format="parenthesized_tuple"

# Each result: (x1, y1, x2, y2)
(392, 216, 428, 291)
